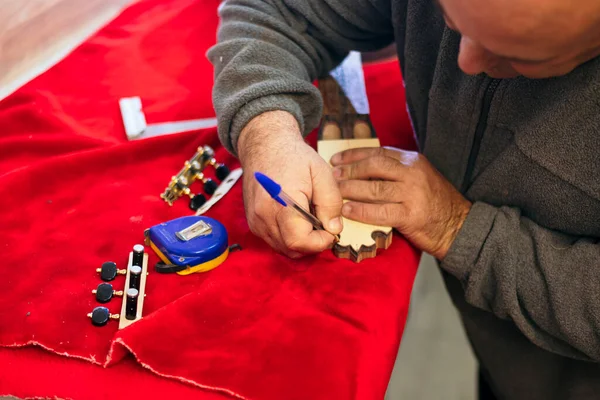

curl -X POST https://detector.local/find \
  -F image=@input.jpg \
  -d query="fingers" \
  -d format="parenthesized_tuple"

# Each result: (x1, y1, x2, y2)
(310, 162, 344, 234)
(342, 201, 406, 227)
(332, 155, 402, 181)
(329, 146, 402, 165)
(330, 147, 383, 165)
(265, 229, 303, 259)
(251, 206, 306, 258)
(253, 181, 336, 257)
(276, 205, 335, 254)
(338, 180, 401, 203)
(243, 141, 345, 258)
(330, 146, 422, 168)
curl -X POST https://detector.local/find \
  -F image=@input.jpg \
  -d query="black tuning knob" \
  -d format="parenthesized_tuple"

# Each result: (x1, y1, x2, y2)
(92, 283, 123, 303)
(215, 164, 230, 181)
(87, 306, 119, 326)
(203, 179, 218, 195)
(96, 261, 126, 282)
(189, 193, 207, 211)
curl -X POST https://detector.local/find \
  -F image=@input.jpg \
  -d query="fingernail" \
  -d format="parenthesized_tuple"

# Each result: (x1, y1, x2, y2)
(342, 203, 352, 215)
(332, 166, 342, 179)
(328, 217, 342, 231)
(330, 153, 341, 164)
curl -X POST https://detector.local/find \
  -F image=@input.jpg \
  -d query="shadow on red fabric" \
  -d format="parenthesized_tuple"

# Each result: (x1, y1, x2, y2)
(0, 0, 420, 399)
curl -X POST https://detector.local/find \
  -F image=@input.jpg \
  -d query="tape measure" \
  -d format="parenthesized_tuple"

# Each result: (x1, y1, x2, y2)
(145, 216, 236, 275)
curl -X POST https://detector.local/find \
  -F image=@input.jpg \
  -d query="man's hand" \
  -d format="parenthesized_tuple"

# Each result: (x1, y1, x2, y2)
(237, 111, 343, 258)
(330, 146, 472, 260)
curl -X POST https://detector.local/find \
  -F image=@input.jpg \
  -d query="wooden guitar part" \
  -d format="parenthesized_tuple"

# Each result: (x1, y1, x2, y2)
(316, 53, 393, 263)
(317, 138, 393, 263)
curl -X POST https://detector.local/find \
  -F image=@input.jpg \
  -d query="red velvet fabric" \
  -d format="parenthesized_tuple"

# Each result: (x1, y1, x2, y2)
(0, 347, 231, 400)
(0, 0, 419, 398)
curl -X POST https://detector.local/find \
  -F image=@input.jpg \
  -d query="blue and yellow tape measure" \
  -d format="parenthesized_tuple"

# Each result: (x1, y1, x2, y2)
(145, 216, 237, 275)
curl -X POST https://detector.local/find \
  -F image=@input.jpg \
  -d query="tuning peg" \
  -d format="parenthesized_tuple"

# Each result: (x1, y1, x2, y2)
(125, 288, 140, 320)
(188, 193, 207, 211)
(92, 283, 123, 303)
(205, 155, 230, 181)
(214, 163, 230, 181)
(188, 160, 218, 195)
(96, 261, 126, 281)
(129, 265, 142, 291)
(203, 178, 218, 195)
(87, 306, 119, 326)
(132, 244, 145, 266)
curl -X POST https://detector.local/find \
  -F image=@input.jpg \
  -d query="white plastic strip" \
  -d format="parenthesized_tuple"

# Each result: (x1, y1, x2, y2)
(119, 96, 217, 140)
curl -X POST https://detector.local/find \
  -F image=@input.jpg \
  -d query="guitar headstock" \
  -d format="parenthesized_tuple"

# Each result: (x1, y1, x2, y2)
(316, 52, 393, 263)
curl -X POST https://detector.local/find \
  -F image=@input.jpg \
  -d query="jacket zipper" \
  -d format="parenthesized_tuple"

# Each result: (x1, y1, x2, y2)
(461, 78, 501, 193)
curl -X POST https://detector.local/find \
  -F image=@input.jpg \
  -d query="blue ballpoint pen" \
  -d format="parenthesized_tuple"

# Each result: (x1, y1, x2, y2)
(254, 172, 340, 242)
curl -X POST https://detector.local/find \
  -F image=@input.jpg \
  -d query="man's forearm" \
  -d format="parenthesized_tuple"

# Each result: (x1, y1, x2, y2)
(207, 0, 395, 156)
(237, 111, 303, 165)
(441, 201, 600, 362)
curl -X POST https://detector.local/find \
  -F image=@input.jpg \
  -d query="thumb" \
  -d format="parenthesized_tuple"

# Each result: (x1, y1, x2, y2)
(310, 161, 344, 235)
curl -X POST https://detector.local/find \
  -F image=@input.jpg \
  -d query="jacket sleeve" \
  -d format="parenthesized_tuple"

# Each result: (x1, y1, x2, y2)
(441, 201, 600, 362)
(206, 0, 394, 155)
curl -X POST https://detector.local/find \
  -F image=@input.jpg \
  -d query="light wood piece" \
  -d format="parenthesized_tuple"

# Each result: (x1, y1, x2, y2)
(317, 62, 393, 263)
(317, 139, 393, 263)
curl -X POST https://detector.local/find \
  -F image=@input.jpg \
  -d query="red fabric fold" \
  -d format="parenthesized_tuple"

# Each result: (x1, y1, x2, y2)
(0, 347, 231, 399)
(0, 0, 419, 398)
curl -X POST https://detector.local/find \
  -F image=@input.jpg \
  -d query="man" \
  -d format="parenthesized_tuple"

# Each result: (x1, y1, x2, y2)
(207, 0, 600, 398)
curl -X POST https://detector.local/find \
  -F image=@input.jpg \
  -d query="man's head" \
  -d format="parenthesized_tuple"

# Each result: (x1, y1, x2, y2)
(437, 0, 600, 78)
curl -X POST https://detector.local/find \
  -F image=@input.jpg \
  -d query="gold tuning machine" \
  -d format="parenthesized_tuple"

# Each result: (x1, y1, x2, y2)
(160, 145, 231, 211)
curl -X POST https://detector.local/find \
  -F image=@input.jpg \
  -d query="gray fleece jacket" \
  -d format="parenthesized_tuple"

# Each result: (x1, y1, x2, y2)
(207, 1, 600, 398)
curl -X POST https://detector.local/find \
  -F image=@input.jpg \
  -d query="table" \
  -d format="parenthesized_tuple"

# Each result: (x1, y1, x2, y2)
(0, 0, 419, 398)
